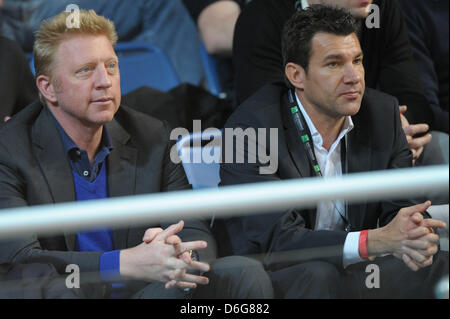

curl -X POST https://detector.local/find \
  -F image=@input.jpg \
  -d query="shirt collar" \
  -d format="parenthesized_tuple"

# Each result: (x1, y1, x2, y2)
(47, 107, 114, 156)
(302, 0, 309, 9)
(295, 91, 354, 151)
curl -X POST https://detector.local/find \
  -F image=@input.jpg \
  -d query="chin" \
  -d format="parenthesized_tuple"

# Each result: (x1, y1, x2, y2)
(352, 7, 371, 19)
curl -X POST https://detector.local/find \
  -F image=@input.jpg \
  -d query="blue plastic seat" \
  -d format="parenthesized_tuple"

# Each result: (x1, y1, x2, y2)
(114, 42, 180, 94)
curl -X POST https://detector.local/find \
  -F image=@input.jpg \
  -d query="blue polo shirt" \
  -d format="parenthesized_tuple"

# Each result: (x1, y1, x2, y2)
(50, 111, 122, 288)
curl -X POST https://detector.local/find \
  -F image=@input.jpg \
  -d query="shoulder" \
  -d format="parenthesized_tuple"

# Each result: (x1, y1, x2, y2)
(355, 88, 400, 135)
(362, 88, 398, 113)
(113, 104, 171, 146)
(0, 101, 42, 147)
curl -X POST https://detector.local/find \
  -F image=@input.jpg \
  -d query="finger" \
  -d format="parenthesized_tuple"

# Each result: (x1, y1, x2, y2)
(406, 226, 433, 239)
(166, 235, 182, 246)
(403, 124, 429, 137)
(155, 221, 184, 241)
(421, 219, 447, 230)
(399, 105, 407, 114)
(165, 280, 179, 289)
(178, 251, 192, 264)
(179, 272, 209, 286)
(400, 112, 409, 128)
(413, 147, 424, 161)
(4, 116, 11, 122)
(403, 235, 440, 250)
(409, 134, 432, 150)
(142, 227, 164, 243)
(400, 201, 432, 218)
(402, 254, 419, 272)
(188, 260, 211, 273)
(416, 245, 439, 258)
(402, 246, 427, 264)
(176, 241, 208, 254)
(419, 256, 433, 268)
(411, 212, 423, 225)
(176, 281, 198, 290)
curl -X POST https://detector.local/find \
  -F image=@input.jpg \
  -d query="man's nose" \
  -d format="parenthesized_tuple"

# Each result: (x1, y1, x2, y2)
(94, 65, 112, 89)
(343, 64, 361, 84)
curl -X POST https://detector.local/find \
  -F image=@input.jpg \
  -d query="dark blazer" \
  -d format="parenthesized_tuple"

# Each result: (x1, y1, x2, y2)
(0, 36, 37, 121)
(219, 83, 413, 271)
(0, 101, 217, 297)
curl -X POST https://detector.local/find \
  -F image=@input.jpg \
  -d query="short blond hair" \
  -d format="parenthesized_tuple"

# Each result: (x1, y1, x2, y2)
(34, 9, 118, 79)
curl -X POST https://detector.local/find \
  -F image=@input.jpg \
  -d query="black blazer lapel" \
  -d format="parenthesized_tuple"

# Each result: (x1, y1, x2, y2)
(105, 119, 138, 249)
(346, 108, 373, 230)
(32, 107, 77, 250)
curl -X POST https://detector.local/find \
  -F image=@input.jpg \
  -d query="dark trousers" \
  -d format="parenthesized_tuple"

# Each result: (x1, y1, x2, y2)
(267, 251, 448, 299)
(133, 256, 274, 299)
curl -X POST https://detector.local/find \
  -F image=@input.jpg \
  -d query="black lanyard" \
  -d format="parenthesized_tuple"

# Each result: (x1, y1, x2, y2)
(287, 89, 352, 231)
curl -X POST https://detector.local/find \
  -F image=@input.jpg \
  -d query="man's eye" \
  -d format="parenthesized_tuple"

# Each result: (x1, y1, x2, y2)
(79, 67, 91, 73)
(108, 62, 117, 69)
(328, 62, 338, 68)
(354, 58, 363, 64)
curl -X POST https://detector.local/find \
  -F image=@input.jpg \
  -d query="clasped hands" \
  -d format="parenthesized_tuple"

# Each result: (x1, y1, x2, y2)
(368, 201, 447, 272)
(120, 220, 210, 290)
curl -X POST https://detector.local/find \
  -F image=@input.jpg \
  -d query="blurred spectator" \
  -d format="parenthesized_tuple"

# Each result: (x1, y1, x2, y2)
(233, 0, 434, 130)
(183, 0, 247, 56)
(399, 0, 449, 134)
(183, 0, 251, 104)
(0, 36, 37, 122)
(0, 0, 205, 86)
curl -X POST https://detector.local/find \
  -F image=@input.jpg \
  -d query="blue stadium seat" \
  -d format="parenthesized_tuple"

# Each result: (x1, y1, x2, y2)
(28, 42, 180, 94)
(177, 130, 221, 189)
(114, 42, 180, 94)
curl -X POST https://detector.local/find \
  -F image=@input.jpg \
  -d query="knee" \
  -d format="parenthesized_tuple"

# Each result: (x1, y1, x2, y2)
(210, 256, 274, 298)
(302, 261, 341, 286)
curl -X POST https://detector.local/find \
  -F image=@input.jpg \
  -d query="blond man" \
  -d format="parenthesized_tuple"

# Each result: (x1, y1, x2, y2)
(0, 10, 273, 299)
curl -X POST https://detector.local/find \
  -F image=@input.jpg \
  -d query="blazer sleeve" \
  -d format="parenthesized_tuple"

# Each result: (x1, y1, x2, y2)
(219, 110, 348, 271)
(0, 141, 106, 297)
(378, 94, 416, 227)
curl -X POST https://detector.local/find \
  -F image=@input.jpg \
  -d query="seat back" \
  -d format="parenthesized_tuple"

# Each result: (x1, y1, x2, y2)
(177, 130, 222, 189)
(115, 42, 180, 94)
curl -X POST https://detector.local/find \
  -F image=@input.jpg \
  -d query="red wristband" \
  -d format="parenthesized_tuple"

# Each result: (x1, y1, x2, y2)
(359, 230, 369, 259)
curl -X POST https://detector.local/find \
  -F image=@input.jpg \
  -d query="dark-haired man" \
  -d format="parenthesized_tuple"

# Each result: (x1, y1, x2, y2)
(220, 5, 448, 298)
(233, 0, 436, 166)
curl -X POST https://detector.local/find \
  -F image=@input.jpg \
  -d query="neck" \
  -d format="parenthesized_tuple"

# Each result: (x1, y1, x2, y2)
(48, 106, 102, 164)
(297, 92, 345, 151)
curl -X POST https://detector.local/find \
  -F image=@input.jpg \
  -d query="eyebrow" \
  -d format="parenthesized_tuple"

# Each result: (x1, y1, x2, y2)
(323, 52, 364, 61)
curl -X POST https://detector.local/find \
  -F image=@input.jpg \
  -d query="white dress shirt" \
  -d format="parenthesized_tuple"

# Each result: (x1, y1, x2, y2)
(295, 93, 363, 268)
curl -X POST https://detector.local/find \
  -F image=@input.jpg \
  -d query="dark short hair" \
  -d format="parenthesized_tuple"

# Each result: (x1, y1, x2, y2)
(282, 5, 359, 76)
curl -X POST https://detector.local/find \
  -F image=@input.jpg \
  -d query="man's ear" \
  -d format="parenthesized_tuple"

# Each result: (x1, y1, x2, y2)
(36, 75, 58, 104)
(285, 62, 306, 90)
